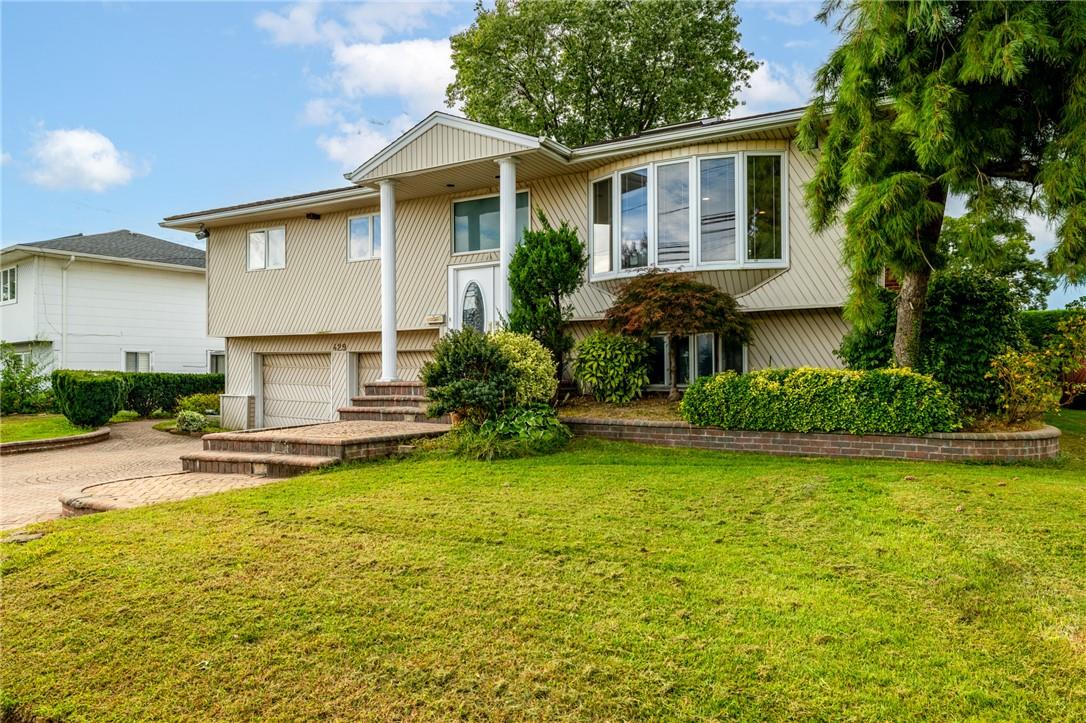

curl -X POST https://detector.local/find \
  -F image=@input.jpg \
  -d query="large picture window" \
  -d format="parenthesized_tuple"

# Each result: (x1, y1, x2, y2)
(646, 333, 746, 388)
(453, 191, 529, 254)
(589, 151, 786, 278)
(248, 227, 285, 271)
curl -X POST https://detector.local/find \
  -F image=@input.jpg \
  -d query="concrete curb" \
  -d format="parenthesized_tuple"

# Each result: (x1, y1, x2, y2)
(0, 426, 110, 456)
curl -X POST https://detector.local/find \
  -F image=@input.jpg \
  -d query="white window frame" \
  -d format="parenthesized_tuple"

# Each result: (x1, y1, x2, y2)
(645, 333, 747, 389)
(207, 350, 226, 374)
(588, 150, 789, 281)
(450, 190, 531, 257)
(1, 265, 16, 305)
(347, 212, 381, 262)
(123, 350, 154, 373)
(247, 225, 286, 272)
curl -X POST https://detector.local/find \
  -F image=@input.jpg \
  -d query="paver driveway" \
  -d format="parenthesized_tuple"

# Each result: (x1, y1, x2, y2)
(0, 420, 247, 530)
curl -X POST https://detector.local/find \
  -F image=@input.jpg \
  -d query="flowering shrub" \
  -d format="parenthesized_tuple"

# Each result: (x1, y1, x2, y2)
(489, 331, 558, 405)
(176, 410, 207, 433)
(680, 367, 961, 436)
(987, 314, 1086, 422)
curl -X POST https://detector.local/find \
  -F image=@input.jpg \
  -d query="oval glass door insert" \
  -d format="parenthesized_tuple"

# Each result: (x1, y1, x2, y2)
(462, 281, 485, 332)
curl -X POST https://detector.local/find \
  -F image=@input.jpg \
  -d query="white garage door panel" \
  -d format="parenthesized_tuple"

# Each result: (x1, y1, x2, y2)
(262, 353, 330, 427)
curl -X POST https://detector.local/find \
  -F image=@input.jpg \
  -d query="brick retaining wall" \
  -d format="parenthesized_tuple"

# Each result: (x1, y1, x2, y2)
(0, 426, 110, 456)
(561, 418, 1061, 463)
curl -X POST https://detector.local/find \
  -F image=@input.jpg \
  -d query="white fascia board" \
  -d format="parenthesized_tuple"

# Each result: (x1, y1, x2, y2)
(160, 186, 379, 231)
(345, 112, 545, 183)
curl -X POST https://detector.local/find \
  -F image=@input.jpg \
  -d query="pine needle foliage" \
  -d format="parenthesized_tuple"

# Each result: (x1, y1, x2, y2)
(797, 0, 1086, 365)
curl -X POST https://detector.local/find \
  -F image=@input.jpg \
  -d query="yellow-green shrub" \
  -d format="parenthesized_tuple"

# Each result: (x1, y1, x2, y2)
(489, 330, 558, 405)
(680, 367, 961, 436)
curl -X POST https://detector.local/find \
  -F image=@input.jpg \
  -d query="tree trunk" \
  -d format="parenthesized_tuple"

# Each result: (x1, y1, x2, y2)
(668, 335, 681, 401)
(892, 182, 947, 369)
(892, 269, 930, 369)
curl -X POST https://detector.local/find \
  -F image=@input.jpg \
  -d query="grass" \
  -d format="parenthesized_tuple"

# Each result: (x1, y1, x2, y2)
(1, 413, 1084, 720)
(151, 419, 226, 435)
(0, 414, 90, 443)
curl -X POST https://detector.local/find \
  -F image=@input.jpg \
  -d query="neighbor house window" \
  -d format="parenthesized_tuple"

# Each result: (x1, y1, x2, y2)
(589, 151, 785, 277)
(1, 266, 16, 303)
(248, 226, 286, 270)
(209, 351, 226, 374)
(348, 213, 381, 261)
(125, 351, 151, 372)
(746, 155, 784, 261)
(453, 192, 529, 253)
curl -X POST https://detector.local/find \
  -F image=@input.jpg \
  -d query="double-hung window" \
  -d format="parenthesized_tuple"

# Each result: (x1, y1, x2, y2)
(589, 151, 786, 278)
(125, 351, 151, 372)
(248, 226, 285, 271)
(453, 191, 529, 254)
(1, 265, 16, 304)
(348, 213, 381, 261)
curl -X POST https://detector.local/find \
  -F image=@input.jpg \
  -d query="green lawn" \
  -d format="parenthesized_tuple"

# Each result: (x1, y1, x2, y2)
(0, 414, 90, 443)
(2, 413, 1084, 720)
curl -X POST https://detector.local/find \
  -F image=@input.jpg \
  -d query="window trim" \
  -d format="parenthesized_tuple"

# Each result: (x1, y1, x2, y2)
(246, 225, 286, 272)
(449, 189, 531, 257)
(588, 150, 788, 281)
(122, 350, 154, 373)
(207, 349, 226, 375)
(1, 265, 17, 305)
(645, 333, 747, 389)
(346, 212, 381, 262)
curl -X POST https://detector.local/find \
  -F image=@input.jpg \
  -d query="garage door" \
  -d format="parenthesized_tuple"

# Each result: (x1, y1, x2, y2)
(261, 353, 331, 427)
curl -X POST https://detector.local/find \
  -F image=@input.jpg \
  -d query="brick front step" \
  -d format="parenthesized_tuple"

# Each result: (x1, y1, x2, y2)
(181, 451, 340, 478)
(338, 406, 447, 424)
(363, 381, 426, 397)
(349, 394, 428, 408)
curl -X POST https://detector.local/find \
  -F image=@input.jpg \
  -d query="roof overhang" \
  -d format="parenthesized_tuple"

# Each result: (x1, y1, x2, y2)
(0, 245, 205, 273)
(161, 185, 379, 232)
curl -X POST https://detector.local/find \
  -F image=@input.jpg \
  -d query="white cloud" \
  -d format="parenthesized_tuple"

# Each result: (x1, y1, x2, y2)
(736, 61, 811, 115)
(255, 2, 327, 46)
(27, 128, 140, 192)
(0, 151, 11, 166)
(300, 97, 342, 126)
(341, 1, 452, 43)
(317, 114, 415, 170)
(331, 38, 454, 115)
(783, 39, 816, 49)
(765, 2, 819, 26)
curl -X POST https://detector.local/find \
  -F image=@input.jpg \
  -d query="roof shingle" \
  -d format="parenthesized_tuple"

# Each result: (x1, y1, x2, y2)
(22, 230, 205, 269)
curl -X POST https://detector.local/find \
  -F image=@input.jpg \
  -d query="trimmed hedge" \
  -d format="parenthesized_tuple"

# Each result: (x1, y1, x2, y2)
(680, 367, 961, 436)
(51, 370, 129, 428)
(1020, 309, 1085, 349)
(124, 373, 224, 416)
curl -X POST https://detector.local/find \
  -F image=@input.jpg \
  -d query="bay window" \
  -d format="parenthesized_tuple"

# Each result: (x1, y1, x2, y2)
(453, 191, 529, 254)
(589, 151, 786, 278)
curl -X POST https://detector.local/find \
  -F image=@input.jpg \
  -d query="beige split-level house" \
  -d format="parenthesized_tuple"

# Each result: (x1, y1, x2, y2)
(162, 107, 849, 430)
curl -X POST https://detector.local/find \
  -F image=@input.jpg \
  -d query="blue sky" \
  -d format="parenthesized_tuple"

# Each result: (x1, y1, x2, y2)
(1, 1, 1079, 307)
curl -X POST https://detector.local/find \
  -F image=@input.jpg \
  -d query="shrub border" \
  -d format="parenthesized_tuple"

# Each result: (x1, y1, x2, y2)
(560, 417, 1060, 463)
(0, 426, 110, 456)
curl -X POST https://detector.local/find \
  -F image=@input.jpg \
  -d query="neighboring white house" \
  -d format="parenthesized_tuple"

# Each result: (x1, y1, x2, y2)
(0, 230, 224, 374)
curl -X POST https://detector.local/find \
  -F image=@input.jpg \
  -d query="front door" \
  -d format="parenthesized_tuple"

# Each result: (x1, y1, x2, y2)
(450, 264, 498, 333)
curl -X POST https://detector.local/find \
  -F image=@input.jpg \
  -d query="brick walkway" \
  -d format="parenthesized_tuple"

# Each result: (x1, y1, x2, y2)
(0, 420, 259, 530)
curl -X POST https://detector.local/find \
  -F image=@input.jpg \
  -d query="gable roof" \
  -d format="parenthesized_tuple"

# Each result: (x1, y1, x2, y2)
(15, 230, 205, 269)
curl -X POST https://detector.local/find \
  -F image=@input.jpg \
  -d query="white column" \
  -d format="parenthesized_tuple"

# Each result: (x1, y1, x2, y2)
(379, 180, 398, 381)
(497, 157, 518, 317)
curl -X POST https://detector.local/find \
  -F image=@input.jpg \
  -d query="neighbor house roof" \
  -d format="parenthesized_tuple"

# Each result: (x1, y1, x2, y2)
(3, 230, 206, 270)
(162, 106, 810, 231)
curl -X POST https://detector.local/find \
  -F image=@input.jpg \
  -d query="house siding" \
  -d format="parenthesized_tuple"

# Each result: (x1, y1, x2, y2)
(362, 124, 532, 180)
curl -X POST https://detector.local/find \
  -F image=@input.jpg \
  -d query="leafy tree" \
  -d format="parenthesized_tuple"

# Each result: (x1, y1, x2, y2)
(605, 269, 750, 401)
(1067, 296, 1086, 311)
(939, 214, 1056, 310)
(507, 211, 587, 375)
(0, 343, 51, 415)
(447, 0, 758, 147)
(797, 0, 1086, 368)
